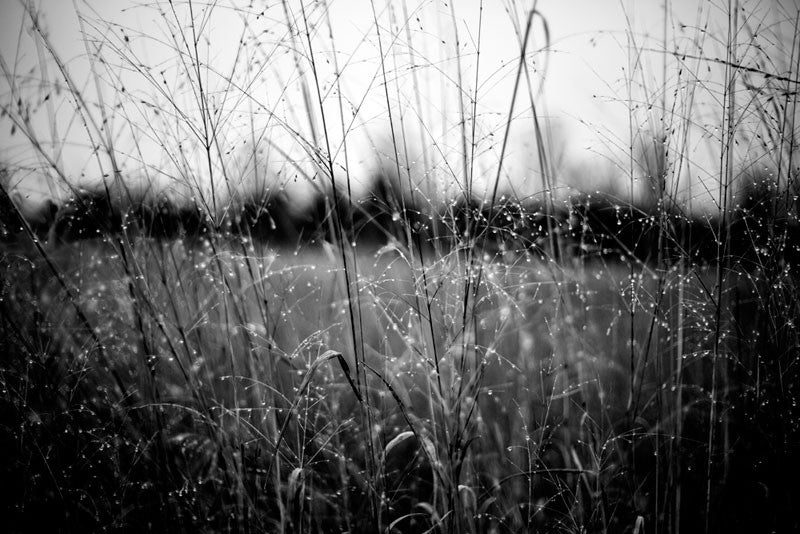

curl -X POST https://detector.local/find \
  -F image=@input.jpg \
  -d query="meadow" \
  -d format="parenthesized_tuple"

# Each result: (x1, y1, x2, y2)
(1, 1, 799, 533)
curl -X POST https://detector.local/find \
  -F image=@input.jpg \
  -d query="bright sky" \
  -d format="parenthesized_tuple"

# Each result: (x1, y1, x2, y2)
(1, 0, 797, 219)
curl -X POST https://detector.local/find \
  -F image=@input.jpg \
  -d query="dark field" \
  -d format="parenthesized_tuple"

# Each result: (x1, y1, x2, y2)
(1, 192, 799, 532)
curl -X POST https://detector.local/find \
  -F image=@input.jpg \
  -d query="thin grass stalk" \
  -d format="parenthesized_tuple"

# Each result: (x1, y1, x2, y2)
(666, 7, 710, 525)
(315, 7, 361, 528)
(484, 8, 536, 224)
(621, 9, 645, 519)
(180, 0, 217, 215)
(706, 1, 738, 530)
(448, 1, 469, 209)
(515, 9, 560, 264)
(623, 12, 637, 418)
(456, 0, 484, 413)
(656, 10, 671, 521)
(280, 0, 319, 148)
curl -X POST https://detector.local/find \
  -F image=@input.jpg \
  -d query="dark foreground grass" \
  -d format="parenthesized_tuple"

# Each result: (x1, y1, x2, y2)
(1, 220, 798, 533)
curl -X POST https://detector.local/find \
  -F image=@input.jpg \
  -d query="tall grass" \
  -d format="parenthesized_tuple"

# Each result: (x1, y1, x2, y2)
(1, 1, 799, 533)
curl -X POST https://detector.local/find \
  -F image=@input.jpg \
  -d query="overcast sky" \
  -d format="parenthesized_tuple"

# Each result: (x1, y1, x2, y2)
(1, 0, 797, 217)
